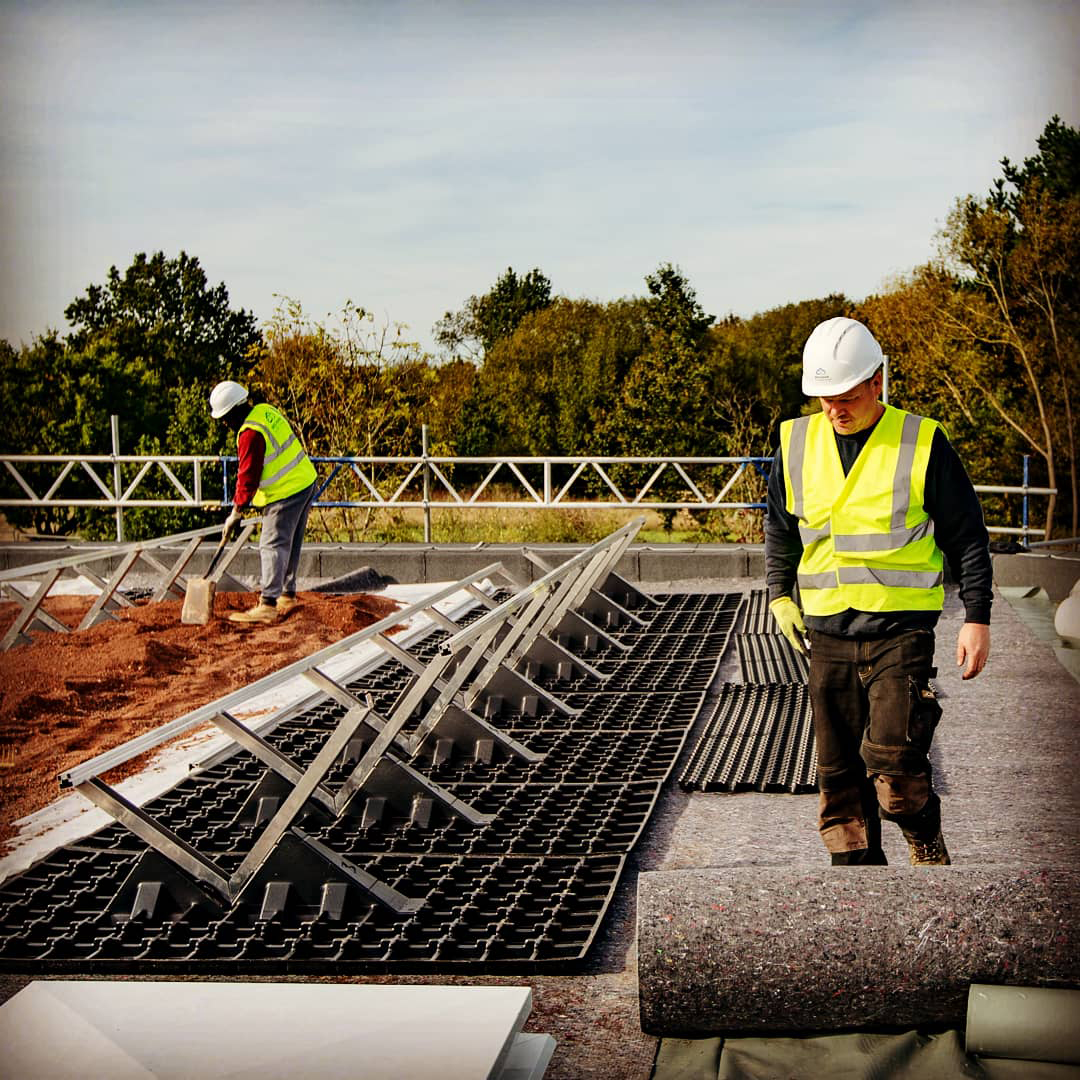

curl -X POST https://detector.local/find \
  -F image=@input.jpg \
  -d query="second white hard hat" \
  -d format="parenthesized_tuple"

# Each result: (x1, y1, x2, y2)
(209, 380, 249, 419)
(802, 318, 884, 397)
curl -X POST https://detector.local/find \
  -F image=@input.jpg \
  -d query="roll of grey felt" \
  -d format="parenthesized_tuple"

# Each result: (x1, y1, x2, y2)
(637, 867, 1080, 1037)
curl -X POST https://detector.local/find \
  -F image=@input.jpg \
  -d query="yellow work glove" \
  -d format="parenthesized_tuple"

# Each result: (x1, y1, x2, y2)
(769, 596, 808, 655)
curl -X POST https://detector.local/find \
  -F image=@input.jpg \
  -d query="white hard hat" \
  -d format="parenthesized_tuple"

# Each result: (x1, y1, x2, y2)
(209, 380, 249, 419)
(802, 318, 884, 397)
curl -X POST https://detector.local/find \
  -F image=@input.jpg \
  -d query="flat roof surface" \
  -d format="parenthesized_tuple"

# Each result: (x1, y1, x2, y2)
(1, 577, 1077, 1080)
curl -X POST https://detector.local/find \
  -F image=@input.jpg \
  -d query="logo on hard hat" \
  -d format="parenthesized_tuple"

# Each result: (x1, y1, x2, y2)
(815, 367, 829, 380)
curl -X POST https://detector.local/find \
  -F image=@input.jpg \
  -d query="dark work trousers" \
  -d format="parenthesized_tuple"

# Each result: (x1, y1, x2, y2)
(807, 628, 944, 865)
(258, 482, 315, 603)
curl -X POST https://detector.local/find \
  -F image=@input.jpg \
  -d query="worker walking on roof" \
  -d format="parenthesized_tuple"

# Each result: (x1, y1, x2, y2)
(209, 381, 318, 625)
(764, 318, 992, 866)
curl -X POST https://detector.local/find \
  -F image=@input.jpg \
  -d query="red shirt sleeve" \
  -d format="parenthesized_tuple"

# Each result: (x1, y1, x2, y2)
(233, 427, 265, 508)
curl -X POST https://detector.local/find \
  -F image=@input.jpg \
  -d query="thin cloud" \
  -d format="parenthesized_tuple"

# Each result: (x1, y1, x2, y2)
(1, 0, 1077, 351)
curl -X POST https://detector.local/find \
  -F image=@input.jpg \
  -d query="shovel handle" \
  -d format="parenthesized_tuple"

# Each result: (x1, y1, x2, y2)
(204, 535, 230, 579)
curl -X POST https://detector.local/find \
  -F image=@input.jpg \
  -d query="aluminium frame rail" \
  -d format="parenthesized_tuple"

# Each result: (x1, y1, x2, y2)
(62, 565, 510, 914)
(59, 519, 648, 918)
(1, 452, 218, 510)
(0, 521, 260, 651)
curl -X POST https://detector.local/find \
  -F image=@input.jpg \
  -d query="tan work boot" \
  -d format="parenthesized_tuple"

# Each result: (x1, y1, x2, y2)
(228, 601, 278, 625)
(906, 830, 951, 866)
(276, 594, 299, 615)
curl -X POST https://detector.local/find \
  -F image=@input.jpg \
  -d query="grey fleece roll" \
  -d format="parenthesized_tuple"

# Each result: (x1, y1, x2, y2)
(637, 867, 1080, 1037)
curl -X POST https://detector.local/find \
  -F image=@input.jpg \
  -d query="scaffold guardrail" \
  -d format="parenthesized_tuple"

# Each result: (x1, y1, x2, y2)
(0, 449, 1053, 543)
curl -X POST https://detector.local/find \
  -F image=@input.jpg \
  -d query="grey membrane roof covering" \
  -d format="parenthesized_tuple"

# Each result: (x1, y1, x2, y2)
(1, 566, 1078, 1080)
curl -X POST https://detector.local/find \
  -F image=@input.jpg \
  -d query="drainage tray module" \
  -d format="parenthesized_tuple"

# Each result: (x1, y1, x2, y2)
(0, 575, 743, 975)
(736, 634, 808, 685)
(678, 684, 817, 794)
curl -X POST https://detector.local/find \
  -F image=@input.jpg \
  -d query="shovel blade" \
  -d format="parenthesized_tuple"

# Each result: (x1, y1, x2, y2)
(181, 578, 217, 625)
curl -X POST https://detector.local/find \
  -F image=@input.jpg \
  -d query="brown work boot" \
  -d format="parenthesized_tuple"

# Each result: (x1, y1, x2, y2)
(906, 830, 951, 866)
(228, 601, 278, 625)
(276, 594, 299, 615)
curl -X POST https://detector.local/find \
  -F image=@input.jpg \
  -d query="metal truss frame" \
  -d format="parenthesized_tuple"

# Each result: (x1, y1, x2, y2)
(58, 519, 646, 918)
(0, 521, 260, 651)
(1, 452, 218, 509)
(311, 454, 773, 512)
(1, 449, 1050, 540)
(0, 452, 771, 512)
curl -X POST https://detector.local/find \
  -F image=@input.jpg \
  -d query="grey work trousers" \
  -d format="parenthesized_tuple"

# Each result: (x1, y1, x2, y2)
(258, 482, 315, 603)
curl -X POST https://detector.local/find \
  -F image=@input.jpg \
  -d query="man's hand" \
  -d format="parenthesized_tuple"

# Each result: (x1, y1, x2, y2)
(222, 506, 243, 543)
(769, 596, 808, 655)
(956, 622, 990, 680)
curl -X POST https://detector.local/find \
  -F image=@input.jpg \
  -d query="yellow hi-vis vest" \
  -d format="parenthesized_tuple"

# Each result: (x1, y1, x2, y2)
(239, 403, 317, 508)
(779, 405, 945, 616)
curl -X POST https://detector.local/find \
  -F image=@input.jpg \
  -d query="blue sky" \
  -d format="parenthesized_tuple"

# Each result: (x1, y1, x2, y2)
(1, 0, 1077, 353)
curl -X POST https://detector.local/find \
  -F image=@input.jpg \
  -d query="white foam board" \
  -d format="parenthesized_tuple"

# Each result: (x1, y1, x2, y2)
(0, 981, 545, 1080)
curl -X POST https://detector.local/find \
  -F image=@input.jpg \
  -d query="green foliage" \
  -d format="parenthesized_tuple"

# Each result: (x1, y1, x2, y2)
(1, 252, 259, 539)
(859, 116, 1079, 539)
(709, 294, 851, 452)
(435, 265, 556, 460)
(64, 251, 257, 365)
(994, 114, 1080, 209)
(424, 359, 477, 452)
(1, 333, 66, 455)
(464, 297, 650, 457)
(454, 378, 508, 458)
(604, 264, 716, 456)
(248, 298, 467, 540)
(250, 297, 443, 456)
(434, 266, 553, 359)
(445, 265, 837, 532)
(596, 265, 719, 529)
(0, 333, 85, 536)
(643, 263, 714, 343)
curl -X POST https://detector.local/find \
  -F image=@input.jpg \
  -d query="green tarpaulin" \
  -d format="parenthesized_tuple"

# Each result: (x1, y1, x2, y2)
(654, 1030, 1080, 1080)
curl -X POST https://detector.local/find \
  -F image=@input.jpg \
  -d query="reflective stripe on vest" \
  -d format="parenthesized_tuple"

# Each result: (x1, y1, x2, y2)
(780, 405, 944, 616)
(239, 404, 317, 507)
(798, 567, 944, 590)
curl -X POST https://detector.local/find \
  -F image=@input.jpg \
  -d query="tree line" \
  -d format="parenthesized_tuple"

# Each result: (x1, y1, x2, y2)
(2, 117, 1076, 542)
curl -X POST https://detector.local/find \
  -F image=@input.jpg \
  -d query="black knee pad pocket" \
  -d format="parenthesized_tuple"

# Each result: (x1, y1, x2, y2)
(906, 675, 941, 752)
(861, 741, 927, 776)
(861, 675, 940, 775)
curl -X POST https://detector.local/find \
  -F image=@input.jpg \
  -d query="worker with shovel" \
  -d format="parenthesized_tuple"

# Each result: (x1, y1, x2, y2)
(210, 381, 318, 625)
(764, 318, 992, 867)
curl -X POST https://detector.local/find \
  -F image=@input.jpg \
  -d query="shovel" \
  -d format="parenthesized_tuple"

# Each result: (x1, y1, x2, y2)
(180, 534, 231, 625)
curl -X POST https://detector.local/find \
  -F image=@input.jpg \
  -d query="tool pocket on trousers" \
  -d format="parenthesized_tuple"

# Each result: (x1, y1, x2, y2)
(906, 676, 941, 751)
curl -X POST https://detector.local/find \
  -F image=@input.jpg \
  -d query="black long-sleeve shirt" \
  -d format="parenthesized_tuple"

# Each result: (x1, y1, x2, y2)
(764, 418, 993, 637)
